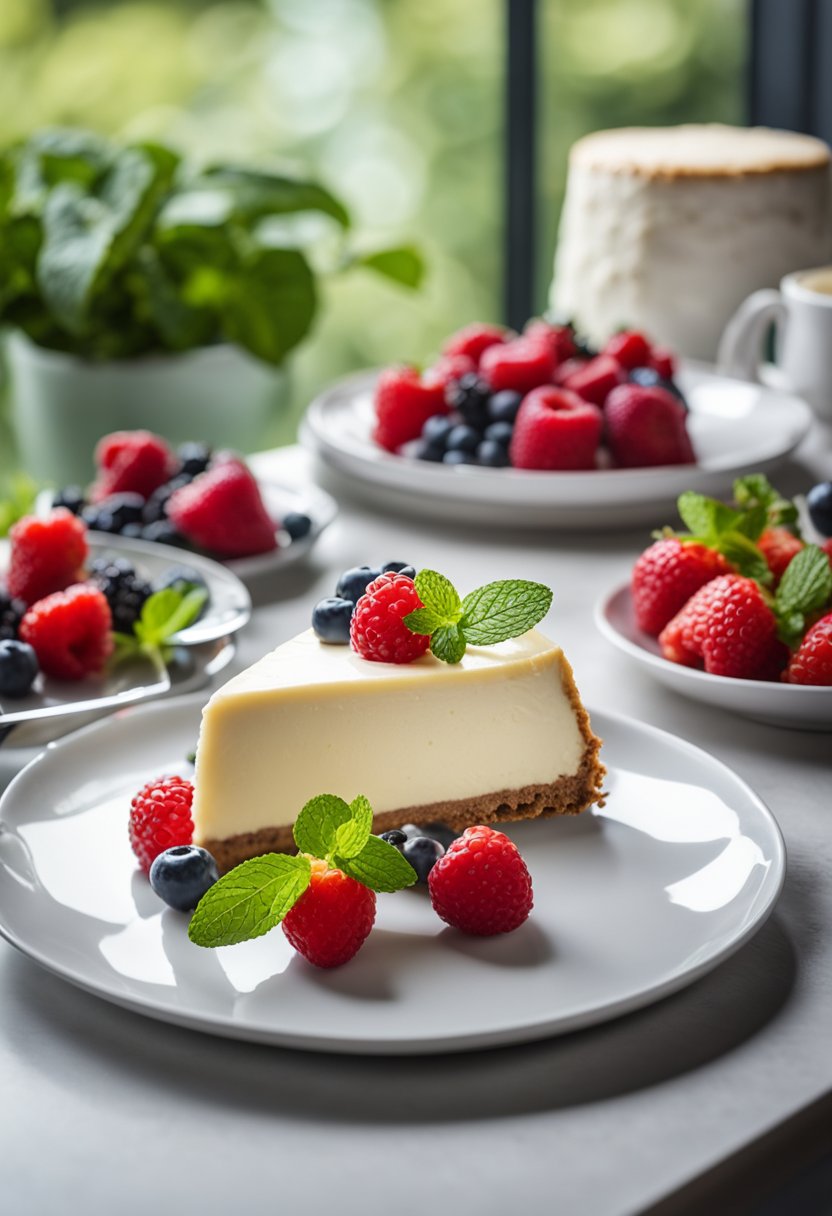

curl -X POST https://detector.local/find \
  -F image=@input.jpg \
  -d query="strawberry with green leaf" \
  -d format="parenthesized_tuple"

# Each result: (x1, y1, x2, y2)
(189, 793, 417, 967)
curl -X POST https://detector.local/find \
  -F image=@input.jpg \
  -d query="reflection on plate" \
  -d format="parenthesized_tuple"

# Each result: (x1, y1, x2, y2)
(0, 696, 784, 1053)
(300, 363, 813, 530)
(595, 583, 832, 732)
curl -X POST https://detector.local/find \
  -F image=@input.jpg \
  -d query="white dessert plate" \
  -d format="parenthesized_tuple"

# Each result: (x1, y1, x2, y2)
(0, 532, 249, 744)
(300, 364, 813, 530)
(596, 583, 832, 732)
(0, 696, 784, 1054)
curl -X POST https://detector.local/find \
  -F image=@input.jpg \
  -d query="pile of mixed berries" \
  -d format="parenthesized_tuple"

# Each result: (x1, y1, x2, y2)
(130, 773, 533, 969)
(373, 319, 693, 471)
(311, 560, 416, 647)
(52, 429, 311, 559)
(0, 507, 210, 699)
(631, 476, 832, 685)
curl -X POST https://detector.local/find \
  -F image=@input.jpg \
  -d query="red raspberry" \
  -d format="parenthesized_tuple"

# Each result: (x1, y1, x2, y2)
(92, 430, 178, 502)
(442, 322, 509, 365)
(632, 539, 733, 636)
(605, 384, 695, 468)
(423, 353, 476, 390)
(604, 330, 652, 370)
(509, 386, 602, 470)
(373, 366, 448, 452)
(282, 858, 376, 967)
(129, 775, 195, 874)
(479, 338, 556, 395)
(523, 319, 577, 366)
(758, 527, 804, 585)
(167, 458, 276, 558)
(562, 354, 626, 406)
(20, 583, 113, 680)
(650, 346, 676, 380)
(659, 574, 788, 680)
(783, 612, 832, 685)
(7, 509, 89, 606)
(428, 825, 533, 936)
(350, 572, 430, 664)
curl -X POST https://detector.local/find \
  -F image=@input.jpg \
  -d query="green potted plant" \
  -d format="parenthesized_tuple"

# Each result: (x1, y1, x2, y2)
(0, 128, 422, 484)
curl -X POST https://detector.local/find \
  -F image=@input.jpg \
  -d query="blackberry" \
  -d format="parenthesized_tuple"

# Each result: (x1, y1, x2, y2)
(90, 556, 152, 633)
(0, 592, 26, 641)
(143, 474, 191, 525)
(53, 486, 86, 515)
(445, 372, 491, 429)
(98, 493, 145, 533)
(177, 442, 212, 477)
(142, 520, 185, 547)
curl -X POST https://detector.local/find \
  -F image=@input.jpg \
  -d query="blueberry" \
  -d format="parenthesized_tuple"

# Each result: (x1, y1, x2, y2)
(420, 822, 459, 850)
(379, 829, 408, 848)
(422, 415, 454, 449)
(484, 420, 514, 446)
(282, 512, 313, 541)
(445, 373, 491, 429)
(312, 596, 354, 643)
(446, 424, 480, 454)
(142, 520, 185, 547)
(81, 505, 118, 534)
(443, 449, 476, 466)
(382, 562, 416, 577)
(402, 836, 445, 883)
(477, 439, 510, 468)
(177, 442, 211, 477)
(629, 367, 688, 409)
(807, 481, 832, 537)
(120, 522, 144, 539)
(487, 390, 523, 425)
(149, 845, 219, 912)
(413, 439, 444, 462)
(335, 566, 381, 604)
(52, 486, 85, 515)
(0, 640, 38, 698)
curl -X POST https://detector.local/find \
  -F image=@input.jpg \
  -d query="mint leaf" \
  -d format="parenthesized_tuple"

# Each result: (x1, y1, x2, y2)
(777, 545, 832, 620)
(676, 491, 742, 542)
(134, 586, 208, 647)
(340, 835, 418, 893)
(188, 853, 311, 948)
(732, 504, 769, 543)
(333, 795, 374, 860)
(403, 606, 446, 636)
(414, 569, 462, 623)
(356, 245, 425, 289)
(734, 474, 800, 533)
(719, 534, 773, 585)
(430, 623, 467, 664)
(460, 579, 552, 645)
(293, 793, 352, 858)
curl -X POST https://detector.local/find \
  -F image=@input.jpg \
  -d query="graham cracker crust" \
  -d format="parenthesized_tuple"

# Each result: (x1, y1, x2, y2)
(202, 656, 605, 874)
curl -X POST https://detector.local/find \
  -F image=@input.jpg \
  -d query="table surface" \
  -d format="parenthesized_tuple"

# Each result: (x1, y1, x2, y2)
(1, 442, 831, 1216)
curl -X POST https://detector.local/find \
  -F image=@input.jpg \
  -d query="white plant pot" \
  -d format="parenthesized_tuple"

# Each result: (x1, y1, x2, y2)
(4, 331, 289, 486)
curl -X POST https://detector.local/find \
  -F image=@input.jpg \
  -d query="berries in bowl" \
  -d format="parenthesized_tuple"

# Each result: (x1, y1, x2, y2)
(373, 319, 694, 472)
(595, 475, 832, 730)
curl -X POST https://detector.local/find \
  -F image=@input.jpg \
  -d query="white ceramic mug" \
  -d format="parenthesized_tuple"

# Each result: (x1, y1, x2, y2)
(717, 267, 832, 423)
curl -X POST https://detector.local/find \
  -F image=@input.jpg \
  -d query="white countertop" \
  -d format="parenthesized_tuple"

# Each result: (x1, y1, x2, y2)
(1, 444, 830, 1216)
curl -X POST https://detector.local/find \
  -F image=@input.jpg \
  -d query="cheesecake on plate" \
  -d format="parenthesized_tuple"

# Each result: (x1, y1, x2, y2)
(192, 627, 604, 871)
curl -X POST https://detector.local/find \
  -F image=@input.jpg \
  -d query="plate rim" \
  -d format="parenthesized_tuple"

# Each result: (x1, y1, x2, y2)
(0, 695, 786, 1055)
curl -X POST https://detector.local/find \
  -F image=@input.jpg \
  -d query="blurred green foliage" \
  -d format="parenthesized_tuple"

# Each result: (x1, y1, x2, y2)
(0, 0, 746, 437)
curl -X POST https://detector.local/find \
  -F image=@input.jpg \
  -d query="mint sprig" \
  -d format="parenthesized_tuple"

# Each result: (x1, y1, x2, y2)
(667, 490, 772, 585)
(773, 545, 832, 647)
(189, 792, 417, 949)
(402, 569, 552, 663)
(733, 474, 801, 534)
(112, 584, 208, 662)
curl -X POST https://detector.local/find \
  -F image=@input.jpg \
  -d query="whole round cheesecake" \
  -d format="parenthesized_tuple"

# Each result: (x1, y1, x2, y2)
(551, 124, 832, 360)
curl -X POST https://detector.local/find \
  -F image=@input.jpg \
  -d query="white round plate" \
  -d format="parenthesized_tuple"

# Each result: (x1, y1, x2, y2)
(0, 696, 784, 1054)
(596, 583, 832, 732)
(300, 364, 813, 530)
(0, 533, 249, 743)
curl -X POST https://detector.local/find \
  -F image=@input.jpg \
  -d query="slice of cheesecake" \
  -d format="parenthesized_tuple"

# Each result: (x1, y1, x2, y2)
(192, 628, 604, 872)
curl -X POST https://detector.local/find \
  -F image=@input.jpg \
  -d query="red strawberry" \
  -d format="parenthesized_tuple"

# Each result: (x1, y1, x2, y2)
(650, 346, 676, 380)
(553, 356, 590, 386)
(758, 527, 804, 585)
(562, 354, 625, 406)
(479, 338, 556, 395)
(282, 858, 376, 967)
(523, 319, 577, 366)
(604, 330, 652, 370)
(783, 612, 832, 685)
(350, 572, 430, 664)
(92, 430, 178, 502)
(129, 775, 195, 874)
(373, 366, 448, 452)
(659, 574, 788, 680)
(509, 386, 602, 471)
(441, 322, 509, 365)
(631, 539, 733, 636)
(167, 458, 276, 558)
(20, 583, 113, 680)
(7, 509, 89, 606)
(605, 384, 695, 468)
(428, 825, 533, 936)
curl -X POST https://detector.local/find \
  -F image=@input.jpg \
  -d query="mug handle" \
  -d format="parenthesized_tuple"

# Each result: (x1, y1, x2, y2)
(716, 289, 787, 382)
